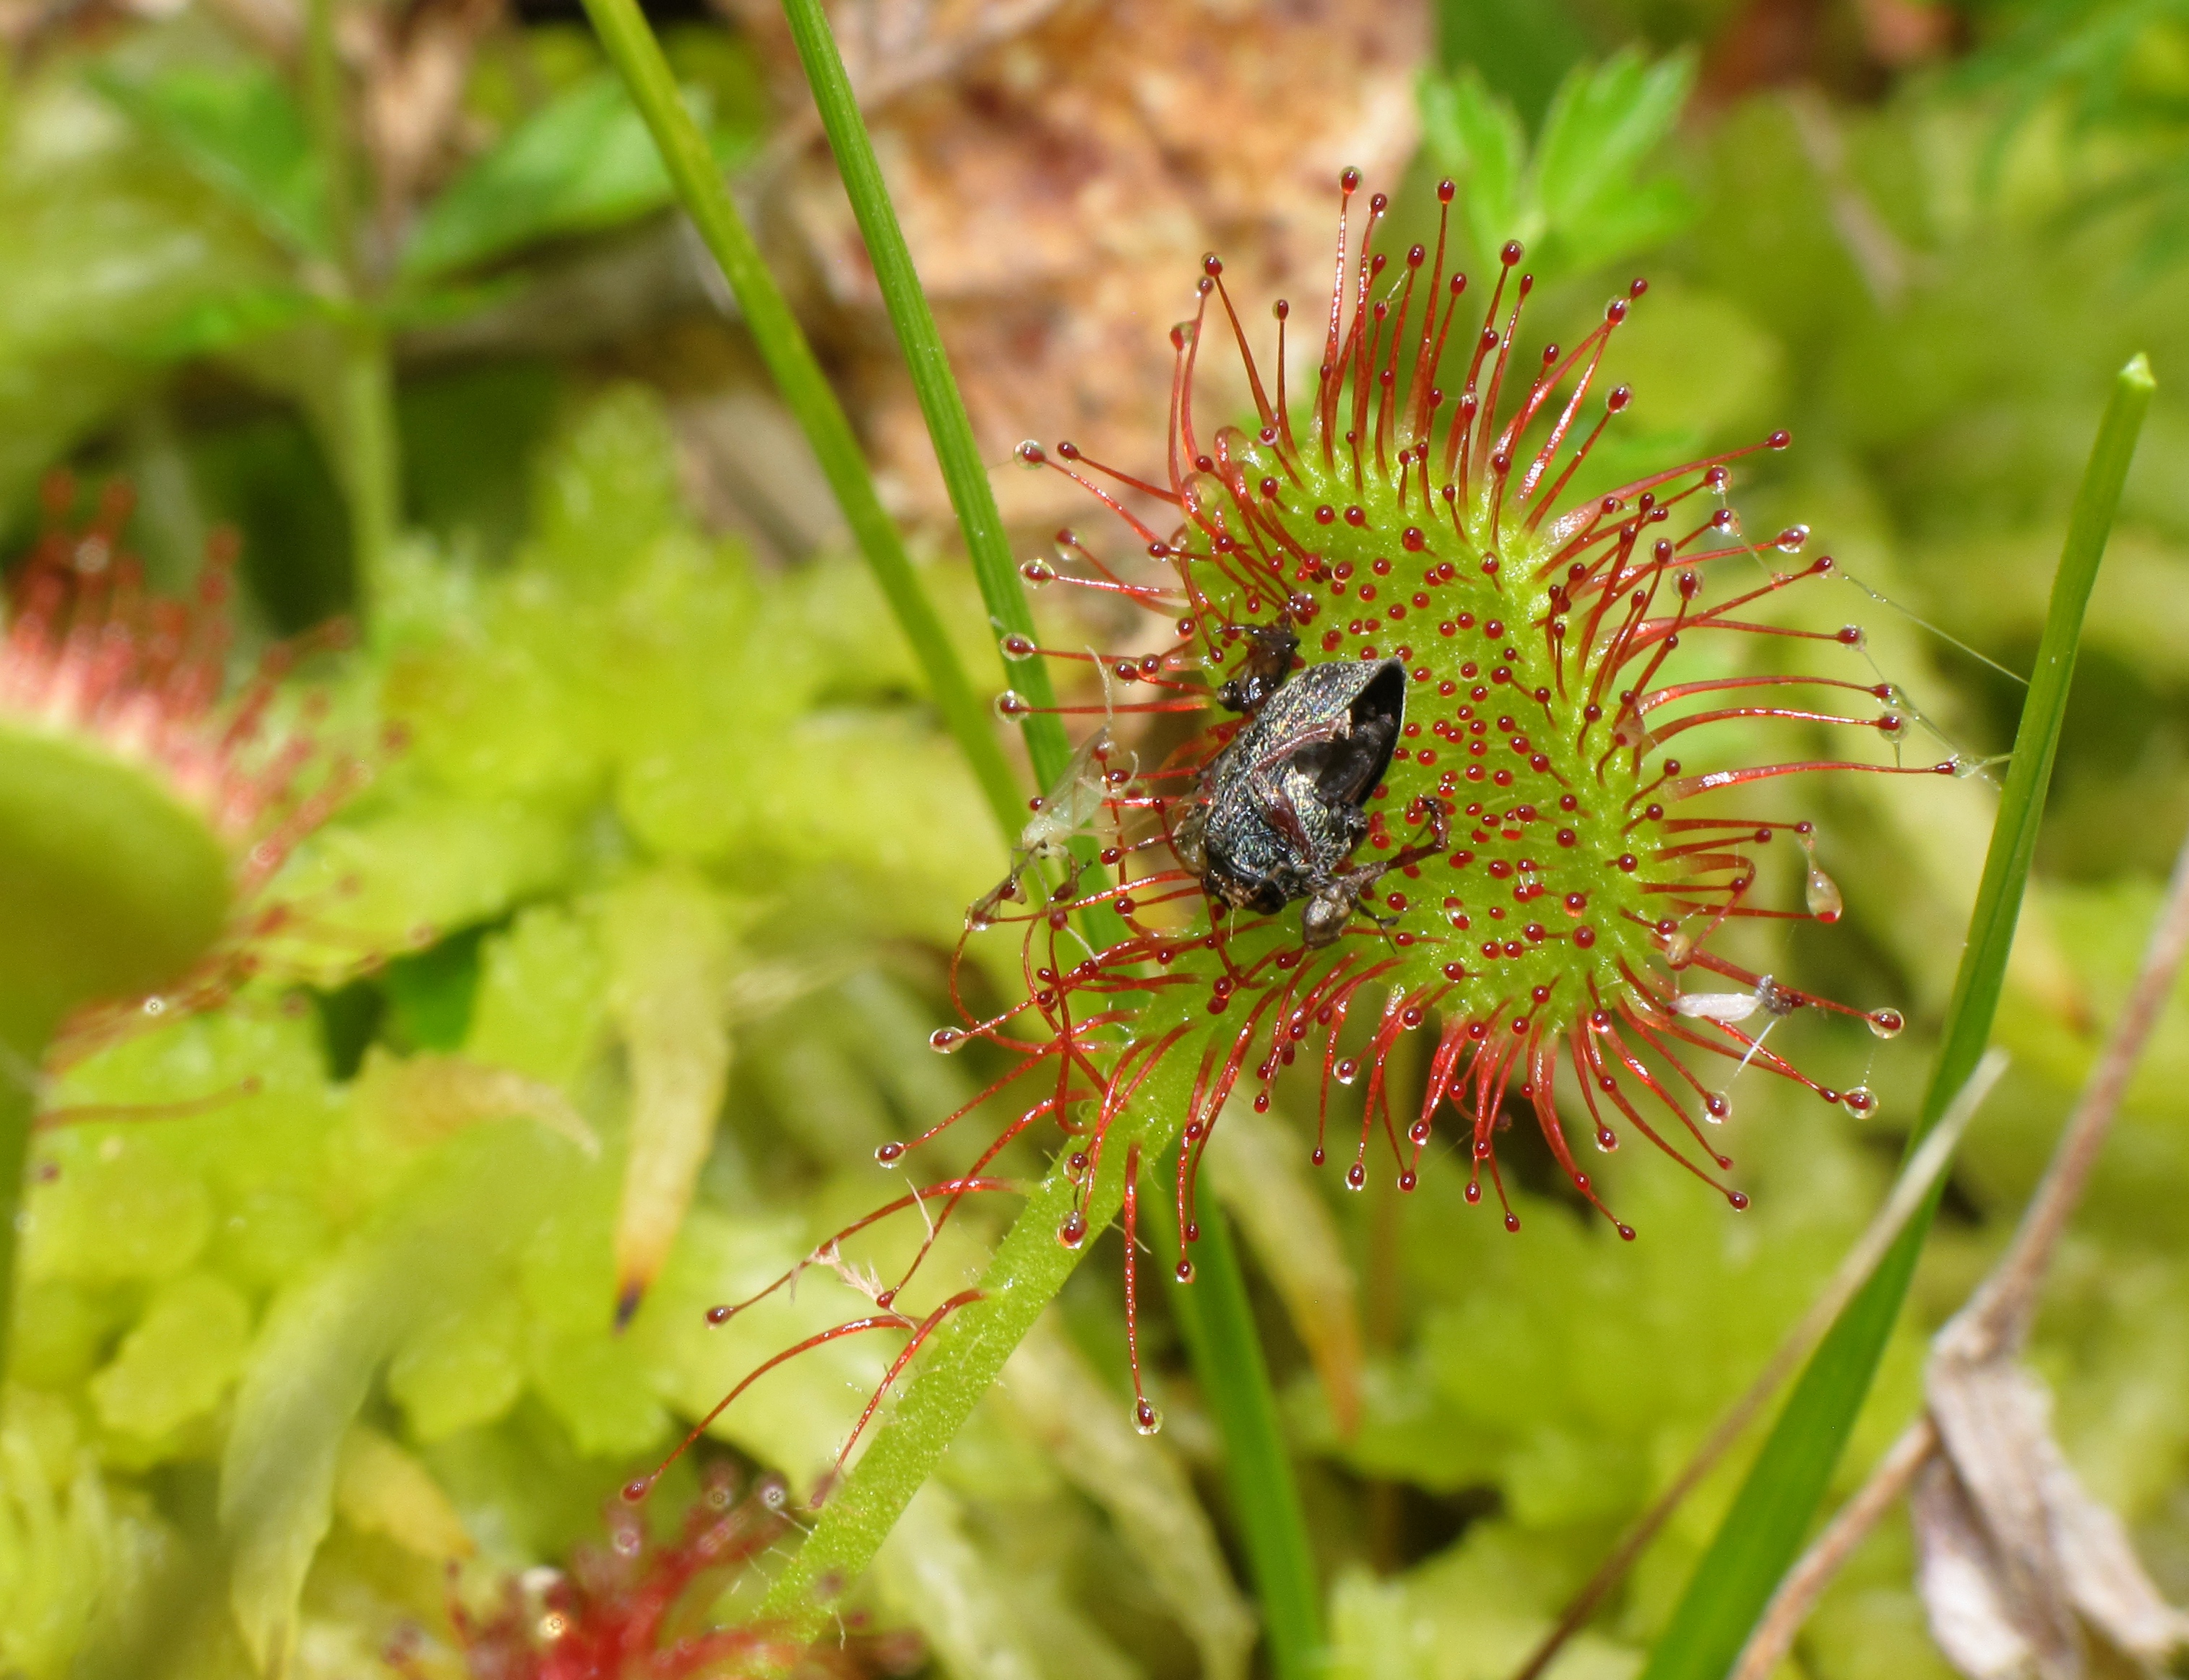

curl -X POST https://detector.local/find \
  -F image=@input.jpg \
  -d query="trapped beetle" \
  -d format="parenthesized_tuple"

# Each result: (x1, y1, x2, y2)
(1175, 630, 1447, 947)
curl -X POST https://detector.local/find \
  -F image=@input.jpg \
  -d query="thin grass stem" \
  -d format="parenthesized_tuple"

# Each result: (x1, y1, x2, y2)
(577, 0, 1024, 841)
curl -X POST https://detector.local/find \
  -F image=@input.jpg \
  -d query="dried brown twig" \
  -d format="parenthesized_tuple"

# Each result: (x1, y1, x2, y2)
(1733, 823, 2189, 1680)
(1509, 1049, 2008, 1680)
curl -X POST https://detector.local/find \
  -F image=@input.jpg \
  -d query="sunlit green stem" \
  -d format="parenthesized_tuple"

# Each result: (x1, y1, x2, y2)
(0, 1035, 45, 1381)
(1641, 352, 2156, 1680)
(332, 321, 400, 620)
(577, 0, 1022, 840)
(302, 0, 400, 620)
(759, 1051, 1196, 1631)
(773, 0, 1075, 792)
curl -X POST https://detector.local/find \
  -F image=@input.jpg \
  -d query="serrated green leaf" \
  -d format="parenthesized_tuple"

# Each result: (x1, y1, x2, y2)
(398, 74, 755, 283)
(1422, 66, 1532, 260)
(89, 59, 327, 258)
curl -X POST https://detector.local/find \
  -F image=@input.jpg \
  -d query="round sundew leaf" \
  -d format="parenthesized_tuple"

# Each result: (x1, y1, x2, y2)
(0, 720, 230, 1049)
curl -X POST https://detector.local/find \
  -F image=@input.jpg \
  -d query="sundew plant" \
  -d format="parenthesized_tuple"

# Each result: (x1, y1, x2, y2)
(1, 2, 2185, 1679)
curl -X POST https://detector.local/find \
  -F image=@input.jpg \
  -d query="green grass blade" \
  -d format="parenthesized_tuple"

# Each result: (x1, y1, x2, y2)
(1640, 352, 2155, 1680)
(578, 0, 1023, 842)
(774, 0, 1075, 791)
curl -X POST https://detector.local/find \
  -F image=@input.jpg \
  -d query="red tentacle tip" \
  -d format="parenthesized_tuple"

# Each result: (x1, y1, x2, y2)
(620, 1476, 654, 1504)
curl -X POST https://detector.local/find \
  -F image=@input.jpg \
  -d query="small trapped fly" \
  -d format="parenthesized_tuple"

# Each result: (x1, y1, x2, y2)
(967, 723, 1120, 928)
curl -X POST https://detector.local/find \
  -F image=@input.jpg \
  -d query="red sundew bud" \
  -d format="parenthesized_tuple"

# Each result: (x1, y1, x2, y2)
(1175, 1260, 1195, 1283)
(1868, 1008, 1906, 1039)
(1059, 1210, 1089, 1248)
(1729, 1192, 1751, 1211)
(1017, 441, 1048, 466)
(1346, 1162, 1367, 1189)
(1402, 527, 1426, 552)
(876, 1141, 907, 1163)
(1501, 241, 1523, 266)
(929, 1028, 964, 1052)
(1438, 178, 1456, 203)
(622, 1478, 653, 1504)
(1344, 506, 1367, 526)
(1370, 192, 1389, 213)
(1630, 277, 1649, 298)
(1575, 927, 1597, 948)
(1505, 1213, 1521, 1231)
(1407, 243, 1425, 269)
(707, 1304, 733, 1325)
(1316, 505, 1336, 524)
(1204, 254, 1222, 276)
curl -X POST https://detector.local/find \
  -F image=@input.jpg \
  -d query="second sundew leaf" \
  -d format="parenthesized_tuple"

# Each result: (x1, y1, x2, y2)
(600, 867, 738, 1328)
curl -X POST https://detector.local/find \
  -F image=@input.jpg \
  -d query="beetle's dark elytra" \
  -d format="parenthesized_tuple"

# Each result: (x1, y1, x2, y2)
(1177, 656, 1407, 932)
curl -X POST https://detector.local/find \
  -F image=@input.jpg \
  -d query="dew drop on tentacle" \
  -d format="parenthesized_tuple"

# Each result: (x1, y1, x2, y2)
(1134, 1399, 1163, 1436)
(1795, 825, 1844, 923)
(1001, 634, 1037, 662)
(1842, 1085, 1878, 1117)
(1868, 1008, 1904, 1039)
(1059, 1209, 1089, 1249)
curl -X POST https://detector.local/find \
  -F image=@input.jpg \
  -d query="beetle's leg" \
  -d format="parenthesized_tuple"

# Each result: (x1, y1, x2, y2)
(1308, 714, 1396, 805)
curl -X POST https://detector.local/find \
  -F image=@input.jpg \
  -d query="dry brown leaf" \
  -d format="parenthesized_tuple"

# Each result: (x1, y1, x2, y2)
(733, 0, 1428, 527)
(1913, 1320, 2189, 1677)
(1912, 1453, 2037, 1680)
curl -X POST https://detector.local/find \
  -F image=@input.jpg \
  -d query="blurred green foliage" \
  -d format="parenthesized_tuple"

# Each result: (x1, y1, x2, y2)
(4, 1, 2189, 1678)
